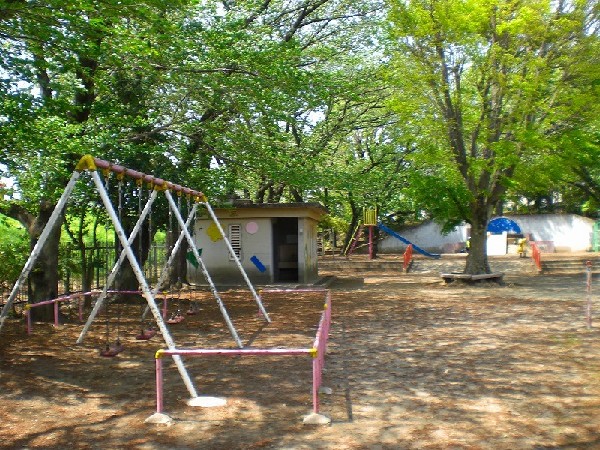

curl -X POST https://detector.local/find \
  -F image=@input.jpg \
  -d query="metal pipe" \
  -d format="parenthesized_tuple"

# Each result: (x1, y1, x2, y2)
(156, 357, 164, 414)
(158, 348, 312, 357)
(91, 156, 205, 199)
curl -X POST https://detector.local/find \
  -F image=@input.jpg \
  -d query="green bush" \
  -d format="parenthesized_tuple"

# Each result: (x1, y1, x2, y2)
(0, 215, 28, 287)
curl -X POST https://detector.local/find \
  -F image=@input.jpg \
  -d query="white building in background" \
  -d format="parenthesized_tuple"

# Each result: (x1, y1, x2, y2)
(379, 214, 596, 255)
(190, 202, 327, 285)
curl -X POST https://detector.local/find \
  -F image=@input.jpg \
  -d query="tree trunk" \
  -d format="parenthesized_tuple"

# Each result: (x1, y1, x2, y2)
(114, 224, 151, 297)
(169, 239, 188, 287)
(82, 246, 94, 309)
(28, 202, 62, 321)
(343, 197, 360, 255)
(464, 215, 491, 275)
(289, 187, 303, 202)
(165, 224, 189, 288)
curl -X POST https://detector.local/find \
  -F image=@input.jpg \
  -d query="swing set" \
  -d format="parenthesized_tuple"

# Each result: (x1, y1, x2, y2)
(0, 155, 272, 401)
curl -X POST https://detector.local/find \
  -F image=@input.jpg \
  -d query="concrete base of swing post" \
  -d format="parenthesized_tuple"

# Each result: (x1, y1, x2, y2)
(145, 413, 173, 425)
(302, 413, 332, 425)
(145, 397, 226, 424)
(187, 396, 227, 408)
(302, 386, 333, 425)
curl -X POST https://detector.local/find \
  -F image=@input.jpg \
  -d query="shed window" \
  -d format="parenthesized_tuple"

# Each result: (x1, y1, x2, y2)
(228, 224, 242, 260)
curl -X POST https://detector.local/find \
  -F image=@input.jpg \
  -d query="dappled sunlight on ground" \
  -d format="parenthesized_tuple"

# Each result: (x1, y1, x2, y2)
(2, 260, 600, 448)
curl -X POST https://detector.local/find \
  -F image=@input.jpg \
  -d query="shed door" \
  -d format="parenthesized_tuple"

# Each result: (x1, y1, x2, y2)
(273, 217, 298, 282)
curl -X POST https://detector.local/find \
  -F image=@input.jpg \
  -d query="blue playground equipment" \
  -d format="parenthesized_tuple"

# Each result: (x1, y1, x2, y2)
(487, 217, 521, 234)
(377, 223, 440, 259)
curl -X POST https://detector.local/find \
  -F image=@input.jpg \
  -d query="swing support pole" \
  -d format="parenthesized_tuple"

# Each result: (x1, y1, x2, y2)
(140, 197, 245, 349)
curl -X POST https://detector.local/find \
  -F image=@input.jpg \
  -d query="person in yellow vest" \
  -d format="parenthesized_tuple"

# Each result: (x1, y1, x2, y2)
(517, 238, 527, 258)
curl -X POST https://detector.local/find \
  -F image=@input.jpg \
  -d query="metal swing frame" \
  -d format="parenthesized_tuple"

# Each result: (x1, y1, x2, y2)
(0, 154, 271, 401)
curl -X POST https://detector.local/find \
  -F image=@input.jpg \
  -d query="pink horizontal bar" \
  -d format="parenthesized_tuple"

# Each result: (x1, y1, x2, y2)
(28, 298, 63, 307)
(159, 348, 312, 358)
(25, 290, 143, 309)
(261, 288, 329, 294)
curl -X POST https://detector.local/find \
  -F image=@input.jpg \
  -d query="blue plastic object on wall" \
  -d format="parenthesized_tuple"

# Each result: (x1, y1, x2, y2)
(250, 255, 267, 272)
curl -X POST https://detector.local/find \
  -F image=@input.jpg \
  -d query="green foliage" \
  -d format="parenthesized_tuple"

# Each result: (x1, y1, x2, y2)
(385, 0, 599, 224)
(0, 0, 597, 278)
(0, 215, 28, 285)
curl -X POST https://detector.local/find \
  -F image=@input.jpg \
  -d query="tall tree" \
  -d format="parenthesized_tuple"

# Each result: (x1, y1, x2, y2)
(0, 0, 185, 316)
(386, 0, 599, 274)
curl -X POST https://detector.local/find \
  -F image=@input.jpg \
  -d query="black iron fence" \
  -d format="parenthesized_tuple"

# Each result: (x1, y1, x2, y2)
(0, 243, 168, 314)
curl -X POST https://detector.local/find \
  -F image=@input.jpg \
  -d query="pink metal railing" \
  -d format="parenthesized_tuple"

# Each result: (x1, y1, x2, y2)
(403, 244, 413, 272)
(310, 289, 331, 413)
(586, 260, 593, 328)
(531, 242, 542, 272)
(153, 288, 332, 416)
(24, 290, 143, 334)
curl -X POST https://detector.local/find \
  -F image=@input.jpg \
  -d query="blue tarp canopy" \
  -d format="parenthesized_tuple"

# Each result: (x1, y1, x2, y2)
(487, 217, 521, 234)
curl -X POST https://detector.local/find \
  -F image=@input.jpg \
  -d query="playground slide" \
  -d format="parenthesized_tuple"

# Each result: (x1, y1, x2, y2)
(377, 223, 440, 259)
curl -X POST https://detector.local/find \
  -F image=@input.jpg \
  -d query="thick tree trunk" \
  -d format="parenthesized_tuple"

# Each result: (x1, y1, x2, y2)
(162, 215, 189, 287)
(82, 246, 94, 309)
(114, 225, 151, 296)
(343, 198, 360, 255)
(464, 213, 491, 275)
(168, 238, 188, 287)
(28, 202, 62, 321)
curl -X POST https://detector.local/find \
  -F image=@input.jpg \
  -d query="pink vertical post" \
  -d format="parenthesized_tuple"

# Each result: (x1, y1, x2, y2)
(156, 357, 164, 414)
(586, 260, 592, 328)
(54, 300, 59, 327)
(312, 356, 320, 413)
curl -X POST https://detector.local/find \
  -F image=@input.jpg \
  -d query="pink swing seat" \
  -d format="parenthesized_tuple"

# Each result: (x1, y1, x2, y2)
(136, 329, 157, 340)
(167, 313, 185, 324)
(100, 341, 124, 357)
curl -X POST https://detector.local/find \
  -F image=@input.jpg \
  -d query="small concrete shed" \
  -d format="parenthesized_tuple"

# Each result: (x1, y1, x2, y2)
(190, 202, 327, 285)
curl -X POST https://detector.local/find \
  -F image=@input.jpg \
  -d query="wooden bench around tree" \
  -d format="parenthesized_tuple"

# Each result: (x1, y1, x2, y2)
(441, 272, 504, 284)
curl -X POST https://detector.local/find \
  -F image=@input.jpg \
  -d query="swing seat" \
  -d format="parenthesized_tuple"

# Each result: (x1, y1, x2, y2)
(186, 308, 198, 316)
(136, 329, 157, 340)
(100, 342, 125, 357)
(167, 314, 185, 324)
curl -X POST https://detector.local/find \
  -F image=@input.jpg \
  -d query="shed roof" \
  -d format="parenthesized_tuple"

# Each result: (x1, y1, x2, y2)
(205, 202, 328, 221)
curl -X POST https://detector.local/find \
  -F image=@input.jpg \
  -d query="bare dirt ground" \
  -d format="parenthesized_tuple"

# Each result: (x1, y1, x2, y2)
(2, 258, 600, 449)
